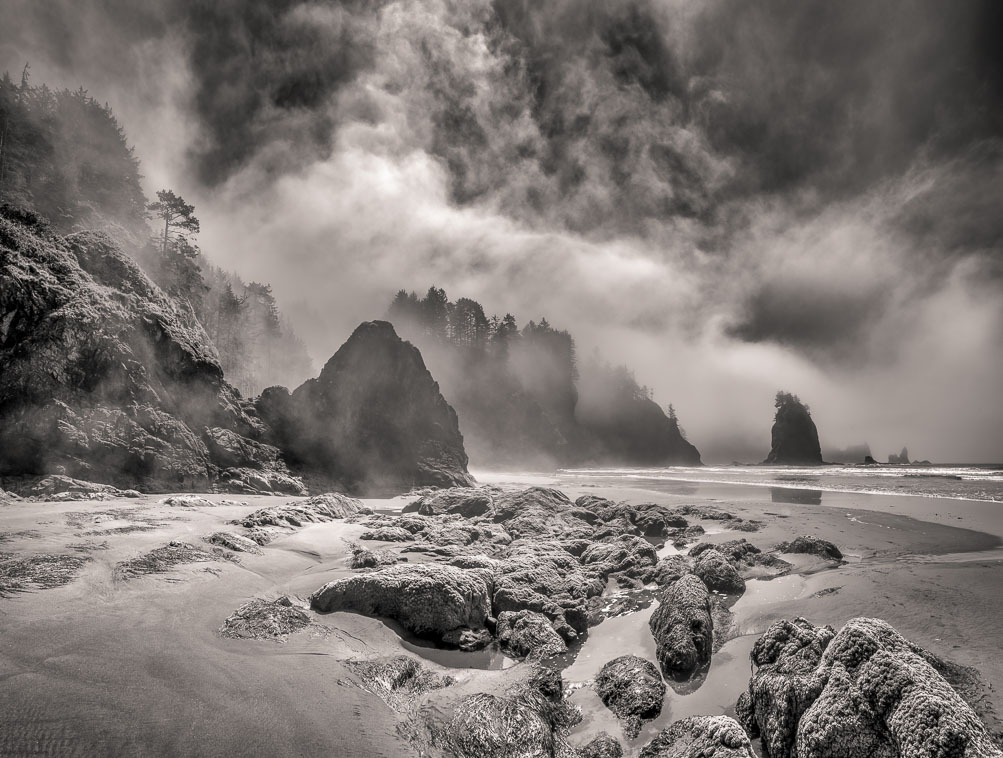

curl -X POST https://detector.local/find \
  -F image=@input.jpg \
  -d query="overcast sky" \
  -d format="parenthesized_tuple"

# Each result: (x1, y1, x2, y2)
(3, 0, 1002, 462)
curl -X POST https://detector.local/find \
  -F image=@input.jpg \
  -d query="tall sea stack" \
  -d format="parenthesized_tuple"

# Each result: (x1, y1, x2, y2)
(764, 391, 823, 465)
(257, 321, 473, 494)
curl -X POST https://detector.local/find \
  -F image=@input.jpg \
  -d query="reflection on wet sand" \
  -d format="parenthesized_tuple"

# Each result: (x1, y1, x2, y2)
(770, 487, 823, 505)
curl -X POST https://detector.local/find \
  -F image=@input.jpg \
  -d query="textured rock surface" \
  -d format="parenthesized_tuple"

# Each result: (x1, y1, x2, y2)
(580, 733, 624, 758)
(0, 212, 302, 493)
(309, 563, 492, 644)
(738, 617, 1002, 758)
(640, 716, 756, 757)
(580, 535, 659, 584)
(693, 549, 746, 594)
(414, 666, 579, 758)
(764, 394, 823, 465)
(595, 655, 666, 738)
(256, 320, 473, 494)
(218, 596, 310, 640)
(344, 655, 453, 713)
(496, 609, 568, 660)
(775, 536, 843, 561)
(405, 486, 496, 517)
(649, 574, 714, 677)
(205, 531, 263, 554)
(233, 492, 371, 528)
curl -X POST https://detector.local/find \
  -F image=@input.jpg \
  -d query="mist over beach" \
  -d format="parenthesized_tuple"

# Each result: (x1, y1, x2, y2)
(1, 2, 1002, 757)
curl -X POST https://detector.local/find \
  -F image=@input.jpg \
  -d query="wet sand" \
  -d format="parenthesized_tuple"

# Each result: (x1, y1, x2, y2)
(2, 478, 1001, 757)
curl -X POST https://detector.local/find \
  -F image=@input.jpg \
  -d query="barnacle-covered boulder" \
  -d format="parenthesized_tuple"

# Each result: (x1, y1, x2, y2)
(648, 574, 714, 677)
(310, 563, 492, 646)
(640, 715, 755, 757)
(738, 617, 1002, 758)
(595, 655, 666, 738)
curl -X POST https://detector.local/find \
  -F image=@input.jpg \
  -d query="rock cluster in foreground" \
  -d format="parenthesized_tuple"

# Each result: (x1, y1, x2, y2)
(737, 616, 1002, 758)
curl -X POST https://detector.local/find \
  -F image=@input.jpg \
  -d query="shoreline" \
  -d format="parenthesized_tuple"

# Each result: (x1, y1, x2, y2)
(2, 477, 1001, 756)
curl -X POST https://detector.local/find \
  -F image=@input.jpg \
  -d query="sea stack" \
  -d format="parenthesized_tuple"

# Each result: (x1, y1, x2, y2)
(257, 321, 473, 494)
(764, 391, 823, 465)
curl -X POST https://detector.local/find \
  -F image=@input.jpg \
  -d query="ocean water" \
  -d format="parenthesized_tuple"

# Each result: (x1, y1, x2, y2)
(557, 463, 1003, 502)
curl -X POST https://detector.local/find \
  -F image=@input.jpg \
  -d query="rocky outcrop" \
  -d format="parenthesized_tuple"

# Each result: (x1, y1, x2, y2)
(580, 535, 659, 585)
(492, 487, 595, 541)
(888, 446, 911, 464)
(344, 655, 453, 713)
(640, 716, 756, 757)
(256, 320, 473, 494)
(218, 596, 310, 640)
(775, 536, 842, 561)
(496, 609, 568, 660)
(309, 563, 492, 646)
(233, 492, 371, 529)
(737, 617, 1002, 758)
(693, 549, 746, 594)
(649, 574, 714, 678)
(0, 210, 302, 493)
(404, 486, 496, 517)
(595, 655, 666, 738)
(764, 392, 822, 465)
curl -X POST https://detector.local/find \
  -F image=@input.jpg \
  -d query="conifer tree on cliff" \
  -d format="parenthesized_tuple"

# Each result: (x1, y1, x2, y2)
(147, 189, 204, 305)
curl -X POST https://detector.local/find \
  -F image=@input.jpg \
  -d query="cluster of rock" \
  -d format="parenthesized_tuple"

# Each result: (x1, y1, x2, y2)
(737, 616, 1002, 758)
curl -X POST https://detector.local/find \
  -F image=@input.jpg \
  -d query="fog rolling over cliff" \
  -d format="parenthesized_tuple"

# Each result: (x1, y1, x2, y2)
(2, 0, 1003, 461)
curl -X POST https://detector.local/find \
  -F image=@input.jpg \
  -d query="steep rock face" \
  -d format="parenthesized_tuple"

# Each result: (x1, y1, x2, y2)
(257, 321, 473, 494)
(577, 394, 703, 466)
(0, 211, 301, 493)
(738, 617, 1002, 758)
(765, 393, 823, 465)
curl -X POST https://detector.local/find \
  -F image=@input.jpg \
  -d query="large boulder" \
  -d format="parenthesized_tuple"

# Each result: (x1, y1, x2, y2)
(693, 549, 745, 594)
(309, 563, 492, 645)
(595, 655, 666, 738)
(492, 487, 595, 541)
(0, 211, 302, 493)
(640, 716, 755, 757)
(496, 610, 568, 660)
(738, 617, 1002, 758)
(580, 535, 659, 584)
(256, 320, 473, 494)
(649, 574, 714, 678)
(764, 392, 822, 465)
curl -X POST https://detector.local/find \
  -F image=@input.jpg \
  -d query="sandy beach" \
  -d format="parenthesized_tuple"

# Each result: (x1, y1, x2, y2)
(1, 475, 1001, 757)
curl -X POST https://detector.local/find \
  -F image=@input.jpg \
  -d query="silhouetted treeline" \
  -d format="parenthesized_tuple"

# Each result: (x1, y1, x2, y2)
(387, 287, 701, 467)
(1, 69, 313, 396)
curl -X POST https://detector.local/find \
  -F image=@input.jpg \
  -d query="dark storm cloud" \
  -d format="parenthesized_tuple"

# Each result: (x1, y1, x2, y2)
(3, 0, 1003, 460)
